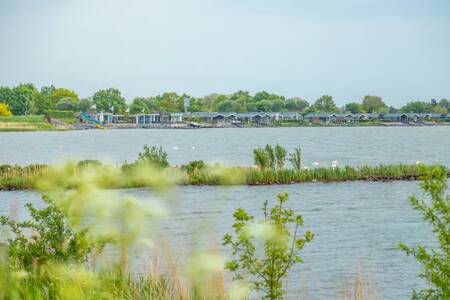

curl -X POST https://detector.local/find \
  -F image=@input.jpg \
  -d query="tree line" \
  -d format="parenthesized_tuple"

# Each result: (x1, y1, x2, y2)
(0, 83, 449, 116)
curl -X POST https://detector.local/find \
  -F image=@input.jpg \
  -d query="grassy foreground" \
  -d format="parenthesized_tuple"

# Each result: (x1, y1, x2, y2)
(0, 161, 447, 191)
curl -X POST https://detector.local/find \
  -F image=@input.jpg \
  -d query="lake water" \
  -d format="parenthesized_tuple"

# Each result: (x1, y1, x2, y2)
(1, 127, 449, 299)
(1, 126, 450, 166)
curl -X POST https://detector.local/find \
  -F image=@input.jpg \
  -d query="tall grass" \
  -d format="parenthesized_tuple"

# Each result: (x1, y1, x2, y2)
(1, 161, 448, 191)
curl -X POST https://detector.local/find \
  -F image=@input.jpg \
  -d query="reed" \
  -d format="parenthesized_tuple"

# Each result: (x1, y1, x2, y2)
(1, 161, 448, 191)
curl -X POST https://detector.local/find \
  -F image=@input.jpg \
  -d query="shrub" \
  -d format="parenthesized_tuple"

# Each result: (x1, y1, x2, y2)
(44, 110, 74, 119)
(0, 103, 12, 116)
(77, 160, 102, 169)
(223, 193, 313, 299)
(0, 196, 96, 270)
(136, 145, 169, 169)
(398, 165, 450, 299)
(181, 160, 206, 174)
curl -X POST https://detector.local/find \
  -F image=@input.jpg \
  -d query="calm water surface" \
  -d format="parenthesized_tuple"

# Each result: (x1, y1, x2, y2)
(1, 127, 449, 166)
(0, 181, 440, 299)
(0, 127, 448, 299)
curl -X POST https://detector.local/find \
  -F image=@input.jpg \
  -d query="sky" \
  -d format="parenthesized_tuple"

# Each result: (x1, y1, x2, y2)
(0, 0, 449, 106)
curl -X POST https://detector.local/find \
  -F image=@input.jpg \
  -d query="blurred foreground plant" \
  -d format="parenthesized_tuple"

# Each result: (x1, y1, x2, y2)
(0, 195, 101, 271)
(398, 165, 450, 300)
(223, 192, 313, 300)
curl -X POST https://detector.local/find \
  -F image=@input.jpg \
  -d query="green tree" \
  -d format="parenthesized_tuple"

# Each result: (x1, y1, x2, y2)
(56, 97, 80, 111)
(92, 88, 127, 114)
(344, 102, 363, 113)
(271, 99, 285, 112)
(0, 87, 13, 106)
(398, 165, 450, 299)
(229, 90, 252, 112)
(401, 101, 431, 113)
(313, 95, 337, 112)
(8, 83, 37, 115)
(223, 193, 313, 300)
(432, 105, 448, 114)
(284, 98, 309, 112)
(217, 100, 239, 112)
(438, 98, 449, 111)
(361, 95, 387, 113)
(51, 88, 79, 104)
(158, 92, 182, 112)
(129, 97, 151, 114)
(78, 98, 94, 113)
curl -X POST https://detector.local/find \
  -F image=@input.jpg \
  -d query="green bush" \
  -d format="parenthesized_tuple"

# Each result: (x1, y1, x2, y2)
(136, 145, 169, 169)
(44, 110, 74, 119)
(223, 193, 313, 299)
(0, 196, 96, 270)
(398, 165, 450, 299)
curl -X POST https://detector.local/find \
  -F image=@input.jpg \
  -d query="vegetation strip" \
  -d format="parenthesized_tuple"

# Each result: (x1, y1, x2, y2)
(1, 162, 448, 191)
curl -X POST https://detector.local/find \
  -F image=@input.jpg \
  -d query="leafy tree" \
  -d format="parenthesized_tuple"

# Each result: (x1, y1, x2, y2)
(78, 98, 94, 113)
(361, 95, 387, 113)
(56, 97, 79, 111)
(284, 98, 309, 112)
(401, 101, 431, 113)
(438, 98, 449, 111)
(51, 88, 79, 104)
(223, 193, 313, 300)
(230, 90, 252, 112)
(217, 100, 237, 112)
(432, 105, 448, 114)
(389, 106, 400, 113)
(254, 100, 273, 112)
(129, 97, 160, 114)
(344, 102, 363, 113)
(0, 87, 13, 106)
(0, 196, 93, 270)
(0, 103, 12, 116)
(271, 99, 285, 112)
(129, 97, 150, 114)
(313, 95, 337, 112)
(92, 88, 127, 114)
(157, 92, 182, 112)
(398, 165, 450, 299)
(9, 83, 37, 115)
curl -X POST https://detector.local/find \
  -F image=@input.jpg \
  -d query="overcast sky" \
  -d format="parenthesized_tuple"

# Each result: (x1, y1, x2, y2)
(1, 0, 449, 106)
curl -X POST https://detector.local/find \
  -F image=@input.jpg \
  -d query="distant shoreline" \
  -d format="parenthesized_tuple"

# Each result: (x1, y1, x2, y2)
(1, 120, 450, 132)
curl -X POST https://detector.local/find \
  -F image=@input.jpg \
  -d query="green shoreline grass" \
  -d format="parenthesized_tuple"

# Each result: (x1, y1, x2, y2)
(1, 162, 448, 191)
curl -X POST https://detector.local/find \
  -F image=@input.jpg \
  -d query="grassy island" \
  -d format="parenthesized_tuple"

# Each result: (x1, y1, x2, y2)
(1, 145, 447, 191)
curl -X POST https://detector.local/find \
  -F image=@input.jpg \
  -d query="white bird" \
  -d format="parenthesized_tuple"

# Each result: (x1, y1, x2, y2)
(416, 160, 421, 165)
(191, 146, 195, 150)
(173, 146, 179, 150)
(312, 162, 320, 166)
(331, 160, 338, 168)
(303, 166, 309, 170)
